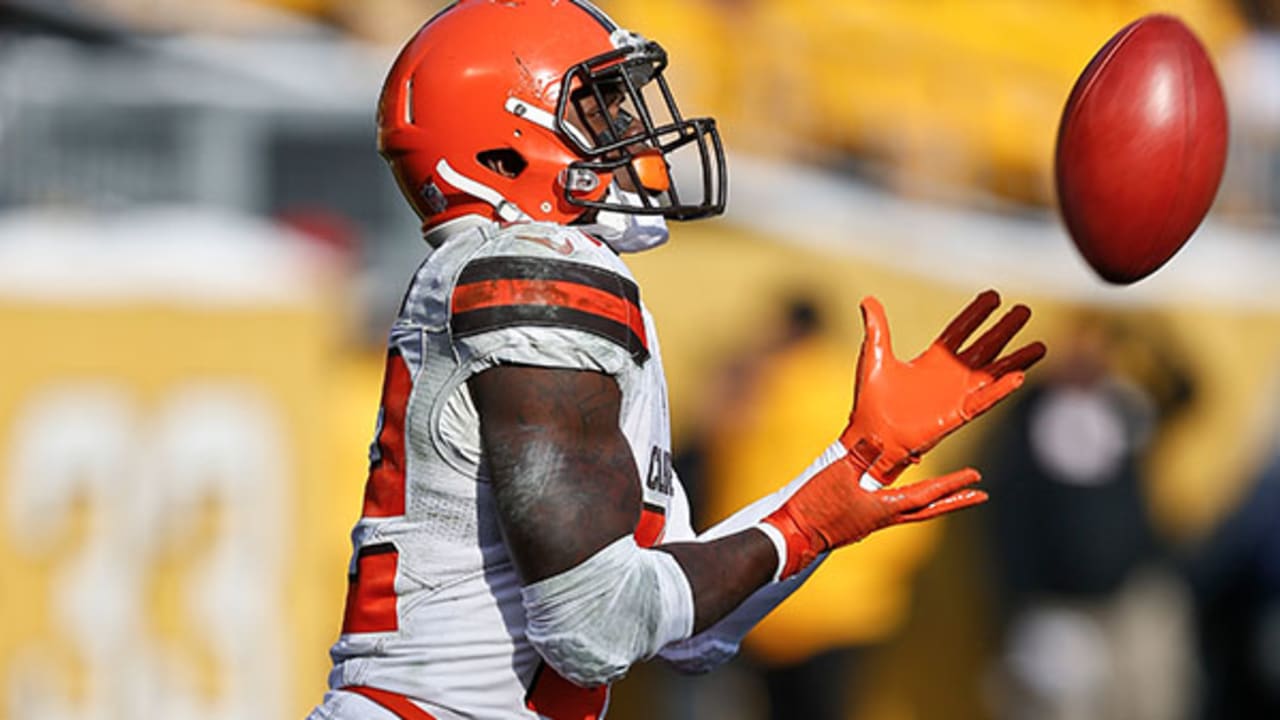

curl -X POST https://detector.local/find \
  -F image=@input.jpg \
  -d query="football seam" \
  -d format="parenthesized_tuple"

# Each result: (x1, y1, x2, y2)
(1062, 19, 1146, 133)
(1056, 19, 1149, 280)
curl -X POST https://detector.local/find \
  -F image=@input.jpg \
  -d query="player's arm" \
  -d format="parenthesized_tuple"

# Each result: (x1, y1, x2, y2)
(470, 365, 777, 635)
(472, 362, 990, 687)
(472, 290, 1045, 685)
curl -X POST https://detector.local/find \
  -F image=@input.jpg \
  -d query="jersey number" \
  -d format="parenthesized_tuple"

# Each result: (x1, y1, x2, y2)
(342, 349, 412, 635)
(341, 543, 400, 634)
(362, 349, 412, 518)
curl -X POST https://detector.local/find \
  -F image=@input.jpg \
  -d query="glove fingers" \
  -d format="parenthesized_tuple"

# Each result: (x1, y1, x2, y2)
(986, 341, 1048, 378)
(859, 296, 893, 360)
(962, 371, 1025, 419)
(958, 304, 1031, 367)
(934, 289, 1000, 352)
(895, 488, 989, 524)
(895, 467, 982, 508)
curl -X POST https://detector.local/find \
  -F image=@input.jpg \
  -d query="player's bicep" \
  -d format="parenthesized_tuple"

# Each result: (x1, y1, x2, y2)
(469, 364, 641, 583)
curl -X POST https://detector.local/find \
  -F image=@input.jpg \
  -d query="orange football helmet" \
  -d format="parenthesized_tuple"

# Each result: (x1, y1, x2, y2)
(377, 0, 726, 231)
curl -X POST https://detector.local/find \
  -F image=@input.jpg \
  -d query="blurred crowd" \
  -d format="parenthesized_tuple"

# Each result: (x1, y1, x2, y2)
(636, 289, 1280, 720)
(4, 1, 1280, 719)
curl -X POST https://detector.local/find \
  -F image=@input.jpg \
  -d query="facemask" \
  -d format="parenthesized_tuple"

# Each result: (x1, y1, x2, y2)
(580, 185, 670, 254)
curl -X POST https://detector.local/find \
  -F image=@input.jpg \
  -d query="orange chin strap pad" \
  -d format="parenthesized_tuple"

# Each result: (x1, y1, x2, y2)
(630, 149, 671, 192)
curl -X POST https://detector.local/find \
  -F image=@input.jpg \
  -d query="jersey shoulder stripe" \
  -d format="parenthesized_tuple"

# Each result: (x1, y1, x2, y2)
(451, 255, 649, 364)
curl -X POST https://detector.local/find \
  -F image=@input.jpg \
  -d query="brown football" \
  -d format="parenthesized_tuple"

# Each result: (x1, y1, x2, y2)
(1055, 14, 1228, 284)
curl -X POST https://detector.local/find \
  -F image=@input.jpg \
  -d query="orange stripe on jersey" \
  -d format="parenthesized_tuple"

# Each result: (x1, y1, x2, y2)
(451, 256, 649, 364)
(362, 349, 412, 518)
(634, 502, 667, 548)
(345, 686, 439, 719)
(452, 278, 647, 349)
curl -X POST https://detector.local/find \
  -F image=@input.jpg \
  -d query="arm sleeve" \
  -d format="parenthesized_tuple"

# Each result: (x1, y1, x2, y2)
(522, 536, 695, 687)
(521, 441, 850, 681)
(657, 440, 849, 673)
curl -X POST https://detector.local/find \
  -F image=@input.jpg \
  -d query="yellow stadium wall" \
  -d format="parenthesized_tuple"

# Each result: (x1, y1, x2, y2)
(0, 288, 371, 718)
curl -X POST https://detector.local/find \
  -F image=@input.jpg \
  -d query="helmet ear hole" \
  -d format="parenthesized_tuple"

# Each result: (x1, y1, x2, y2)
(476, 149, 528, 179)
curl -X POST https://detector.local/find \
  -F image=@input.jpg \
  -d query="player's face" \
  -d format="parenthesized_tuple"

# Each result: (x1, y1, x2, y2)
(567, 83, 646, 194)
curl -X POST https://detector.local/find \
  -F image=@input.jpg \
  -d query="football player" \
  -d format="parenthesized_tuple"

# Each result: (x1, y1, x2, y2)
(309, 2, 1046, 718)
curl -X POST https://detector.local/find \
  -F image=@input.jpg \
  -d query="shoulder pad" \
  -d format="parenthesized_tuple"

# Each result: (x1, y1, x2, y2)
(480, 223, 620, 269)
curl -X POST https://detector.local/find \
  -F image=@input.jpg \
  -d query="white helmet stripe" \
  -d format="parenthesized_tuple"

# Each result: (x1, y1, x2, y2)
(504, 97, 594, 149)
(435, 159, 530, 223)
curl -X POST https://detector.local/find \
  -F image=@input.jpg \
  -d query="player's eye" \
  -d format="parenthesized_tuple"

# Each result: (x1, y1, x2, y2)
(608, 108, 634, 139)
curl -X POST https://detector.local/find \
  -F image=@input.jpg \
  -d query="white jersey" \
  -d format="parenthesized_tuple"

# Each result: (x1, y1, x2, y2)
(315, 217, 696, 720)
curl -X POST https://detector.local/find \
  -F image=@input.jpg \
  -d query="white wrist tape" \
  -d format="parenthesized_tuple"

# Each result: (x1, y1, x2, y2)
(753, 522, 789, 584)
(522, 535, 694, 687)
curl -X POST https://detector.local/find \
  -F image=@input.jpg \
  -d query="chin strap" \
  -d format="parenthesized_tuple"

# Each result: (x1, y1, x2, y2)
(435, 159, 530, 224)
(579, 185, 671, 253)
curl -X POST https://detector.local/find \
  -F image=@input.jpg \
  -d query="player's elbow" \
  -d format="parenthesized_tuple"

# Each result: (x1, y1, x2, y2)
(526, 626, 634, 687)
(520, 536, 695, 688)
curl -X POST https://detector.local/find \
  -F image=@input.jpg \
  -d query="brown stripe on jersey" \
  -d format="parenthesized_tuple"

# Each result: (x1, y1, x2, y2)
(355, 542, 397, 557)
(452, 304, 650, 364)
(452, 256, 648, 364)
(457, 256, 641, 308)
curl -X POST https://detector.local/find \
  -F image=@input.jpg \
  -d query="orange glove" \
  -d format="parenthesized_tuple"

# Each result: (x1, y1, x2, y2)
(760, 446, 986, 580)
(843, 290, 1046, 485)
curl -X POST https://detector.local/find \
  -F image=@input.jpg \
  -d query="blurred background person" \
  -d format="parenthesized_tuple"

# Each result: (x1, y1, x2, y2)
(976, 313, 1198, 720)
(1188, 413, 1280, 719)
(672, 293, 953, 720)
